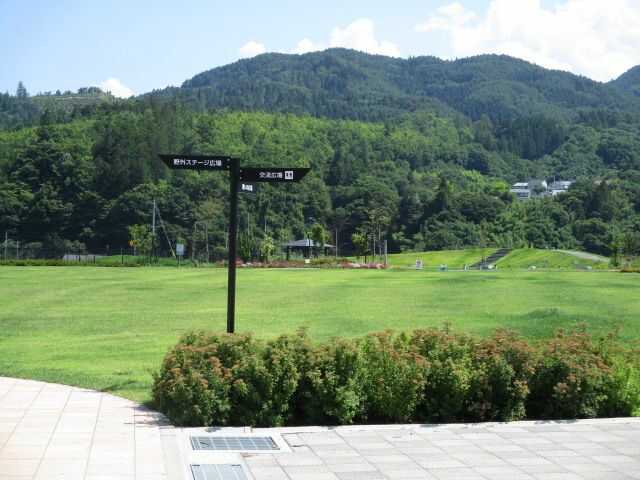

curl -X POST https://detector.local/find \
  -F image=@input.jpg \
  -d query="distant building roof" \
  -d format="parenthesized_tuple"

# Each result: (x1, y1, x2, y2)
(549, 180, 573, 190)
(283, 239, 334, 248)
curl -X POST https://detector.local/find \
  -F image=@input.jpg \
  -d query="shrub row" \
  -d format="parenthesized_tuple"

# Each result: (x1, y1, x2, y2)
(152, 327, 640, 427)
(0, 259, 143, 267)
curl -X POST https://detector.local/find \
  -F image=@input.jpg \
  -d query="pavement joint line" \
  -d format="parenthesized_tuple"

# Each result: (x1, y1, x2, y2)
(32, 382, 73, 479)
(80, 389, 104, 480)
(0, 377, 17, 403)
(1, 378, 46, 456)
(0, 378, 17, 451)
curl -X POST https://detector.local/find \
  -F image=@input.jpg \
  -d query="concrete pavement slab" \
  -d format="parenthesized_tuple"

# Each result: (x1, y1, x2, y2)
(3, 376, 640, 480)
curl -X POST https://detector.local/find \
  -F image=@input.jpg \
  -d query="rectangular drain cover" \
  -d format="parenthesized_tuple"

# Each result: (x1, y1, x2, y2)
(191, 464, 247, 480)
(190, 436, 280, 451)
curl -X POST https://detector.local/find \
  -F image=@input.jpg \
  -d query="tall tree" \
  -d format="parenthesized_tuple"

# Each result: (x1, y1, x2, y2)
(16, 81, 28, 99)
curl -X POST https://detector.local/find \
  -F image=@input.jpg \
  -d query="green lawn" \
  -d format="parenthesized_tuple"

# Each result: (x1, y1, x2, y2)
(1, 266, 638, 402)
(377, 248, 497, 268)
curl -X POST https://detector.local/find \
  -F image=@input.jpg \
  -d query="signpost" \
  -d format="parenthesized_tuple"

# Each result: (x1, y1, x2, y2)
(160, 154, 309, 333)
(159, 154, 232, 171)
(240, 167, 310, 183)
(176, 243, 185, 266)
(238, 182, 257, 195)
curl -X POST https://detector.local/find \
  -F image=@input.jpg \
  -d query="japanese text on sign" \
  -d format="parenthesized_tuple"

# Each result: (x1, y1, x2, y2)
(172, 158, 223, 168)
(258, 171, 283, 179)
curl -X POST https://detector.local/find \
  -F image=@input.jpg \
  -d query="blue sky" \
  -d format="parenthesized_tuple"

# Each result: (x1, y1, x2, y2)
(1, 0, 638, 97)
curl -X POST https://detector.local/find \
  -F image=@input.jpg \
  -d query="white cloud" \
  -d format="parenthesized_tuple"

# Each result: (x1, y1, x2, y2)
(99, 78, 134, 98)
(329, 18, 401, 57)
(415, 0, 640, 81)
(416, 2, 476, 32)
(239, 40, 266, 58)
(292, 38, 323, 55)
(245, 18, 401, 58)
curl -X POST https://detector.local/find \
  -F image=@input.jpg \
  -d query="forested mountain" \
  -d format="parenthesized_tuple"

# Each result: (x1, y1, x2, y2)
(611, 66, 640, 97)
(155, 49, 640, 123)
(0, 85, 115, 130)
(1, 50, 639, 261)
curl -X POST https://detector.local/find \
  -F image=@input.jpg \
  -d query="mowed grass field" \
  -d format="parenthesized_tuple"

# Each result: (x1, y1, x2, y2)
(0, 266, 638, 402)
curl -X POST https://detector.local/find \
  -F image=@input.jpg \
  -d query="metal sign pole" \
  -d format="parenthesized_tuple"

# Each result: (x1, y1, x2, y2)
(227, 159, 240, 334)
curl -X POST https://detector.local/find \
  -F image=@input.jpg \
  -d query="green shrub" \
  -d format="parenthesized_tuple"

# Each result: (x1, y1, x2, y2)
(592, 335, 640, 417)
(152, 326, 639, 427)
(295, 337, 366, 425)
(151, 332, 233, 426)
(359, 332, 427, 422)
(527, 330, 612, 419)
(410, 328, 474, 422)
(467, 331, 535, 422)
(226, 334, 301, 426)
(599, 358, 640, 417)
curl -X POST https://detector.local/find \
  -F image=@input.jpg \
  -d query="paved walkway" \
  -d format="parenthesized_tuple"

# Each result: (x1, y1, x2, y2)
(2, 377, 640, 480)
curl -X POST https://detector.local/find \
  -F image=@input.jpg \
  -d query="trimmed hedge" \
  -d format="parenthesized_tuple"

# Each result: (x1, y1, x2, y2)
(152, 327, 640, 427)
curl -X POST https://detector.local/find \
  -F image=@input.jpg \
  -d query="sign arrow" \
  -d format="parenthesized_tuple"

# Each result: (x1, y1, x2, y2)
(159, 154, 233, 171)
(240, 167, 310, 182)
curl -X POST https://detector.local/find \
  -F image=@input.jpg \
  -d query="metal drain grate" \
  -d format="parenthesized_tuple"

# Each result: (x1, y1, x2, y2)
(190, 436, 280, 451)
(191, 464, 248, 480)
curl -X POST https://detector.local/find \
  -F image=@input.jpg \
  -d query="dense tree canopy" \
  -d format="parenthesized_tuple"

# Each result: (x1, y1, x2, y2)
(1, 50, 639, 259)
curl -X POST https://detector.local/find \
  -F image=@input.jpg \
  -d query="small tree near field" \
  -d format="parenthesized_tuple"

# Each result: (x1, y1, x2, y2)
(311, 223, 328, 257)
(128, 224, 152, 257)
(260, 235, 276, 262)
(352, 232, 368, 262)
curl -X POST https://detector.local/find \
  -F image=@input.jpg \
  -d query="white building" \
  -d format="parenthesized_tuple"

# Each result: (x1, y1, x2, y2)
(548, 180, 573, 196)
(510, 179, 572, 200)
(509, 180, 548, 200)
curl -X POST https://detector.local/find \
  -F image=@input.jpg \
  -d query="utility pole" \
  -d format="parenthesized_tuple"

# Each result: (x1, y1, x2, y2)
(372, 234, 376, 264)
(191, 223, 197, 262)
(384, 240, 388, 266)
(3, 232, 7, 261)
(205, 223, 210, 263)
(152, 199, 157, 262)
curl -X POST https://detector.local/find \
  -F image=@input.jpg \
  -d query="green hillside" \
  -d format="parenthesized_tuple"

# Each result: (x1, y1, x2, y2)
(32, 88, 115, 113)
(496, 249, 609, 270)
(383, 249, 496, 268)
(611, 65, 640, 97)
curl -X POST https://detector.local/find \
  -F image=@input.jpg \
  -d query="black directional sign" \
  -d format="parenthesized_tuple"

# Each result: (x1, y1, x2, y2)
(238, 182, 257, 194)
(159, 153, 310, 335)
(159, 154, 232, 171)
(240, 167, 310, 182)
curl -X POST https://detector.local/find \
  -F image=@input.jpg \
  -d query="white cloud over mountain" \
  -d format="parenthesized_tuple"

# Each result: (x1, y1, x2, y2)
(415, 0, 640, 82)
(328, 18, 400, 57)
(243, 18, 400, 58)
(239, 40, 267, 58)
(99, 78, 134, 98)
